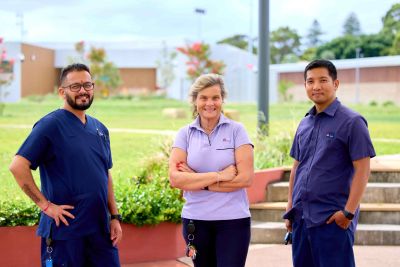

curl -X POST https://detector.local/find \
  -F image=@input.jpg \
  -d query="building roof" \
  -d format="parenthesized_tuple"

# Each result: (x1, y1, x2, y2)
(271, 55, 400, 73)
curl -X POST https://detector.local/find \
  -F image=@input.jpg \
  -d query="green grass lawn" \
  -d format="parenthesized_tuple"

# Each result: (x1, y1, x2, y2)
(1, 95, 399, 201)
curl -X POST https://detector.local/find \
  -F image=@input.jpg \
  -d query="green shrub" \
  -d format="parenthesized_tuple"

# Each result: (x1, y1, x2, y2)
(116, 176, 183, 226)
(115, 136, 183, 226)
(254, 130, 294, 169)
(0, 198, 40, 226)
(382, 101, 395, 107)
(0, 137, 183, 227)
(369, 100, 378, 106)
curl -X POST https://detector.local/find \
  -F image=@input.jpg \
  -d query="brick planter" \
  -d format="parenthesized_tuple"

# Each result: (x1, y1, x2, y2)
(247, 167, 285, 204)
(0, 222, 186, 266)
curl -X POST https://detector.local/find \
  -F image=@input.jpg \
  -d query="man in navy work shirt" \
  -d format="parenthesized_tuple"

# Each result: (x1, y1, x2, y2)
(283, 59, 375, 267)
(9, 63, 122, 266)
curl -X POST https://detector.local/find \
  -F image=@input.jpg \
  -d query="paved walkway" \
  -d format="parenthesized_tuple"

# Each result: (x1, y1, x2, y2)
(124, 244, 400, 267)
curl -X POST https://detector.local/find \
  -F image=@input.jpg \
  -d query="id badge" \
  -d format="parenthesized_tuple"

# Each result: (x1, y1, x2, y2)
(45, 258, 53, 267)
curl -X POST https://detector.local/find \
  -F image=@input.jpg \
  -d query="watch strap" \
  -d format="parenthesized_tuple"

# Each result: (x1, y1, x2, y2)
(110, 214, 122, 222)
(342, 210, 354, 220)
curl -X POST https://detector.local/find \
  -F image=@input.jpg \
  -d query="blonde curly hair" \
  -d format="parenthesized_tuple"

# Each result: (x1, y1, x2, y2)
(188, 73, 227, 118)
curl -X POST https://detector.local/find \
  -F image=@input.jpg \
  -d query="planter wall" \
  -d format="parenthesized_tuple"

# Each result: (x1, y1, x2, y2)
(0, 226, 40, 267)
(247, 167, 285, 204)
(0, 167, 284, 266)
(119, 222, 186, 264)
(0, 222, 186, 267)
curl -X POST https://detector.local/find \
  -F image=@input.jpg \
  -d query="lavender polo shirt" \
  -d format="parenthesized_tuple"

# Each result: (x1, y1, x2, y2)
(285, 99, 375, 232)
(173, 114, 253, 220)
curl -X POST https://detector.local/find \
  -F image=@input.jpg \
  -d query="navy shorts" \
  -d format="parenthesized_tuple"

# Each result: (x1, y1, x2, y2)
(41, 231, 120, 267)
(292, 218, 355, 267)
(182, 217, 251, 267)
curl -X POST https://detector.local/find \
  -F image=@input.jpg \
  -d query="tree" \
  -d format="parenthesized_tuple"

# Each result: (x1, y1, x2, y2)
(360, 33, 393, 57)
(73, 41, 121, 97)
(300, 47, 317, 61)
(278, 80, 294, 102)
(390, 32, 400, 55)
(381, 3, 400, 36)
(316, 35, 361, 59)
(270, 26, 301, 64)
(343, 12, 362, 36)
(0, 37, 14, 116)
(87, 47, 121, 97)
(306, 19, 324, 47)
(218, 34, 248, 50)
(176, 42, 225, 81)
(217, 34, 257, 54)
(156, 42, 177, 90)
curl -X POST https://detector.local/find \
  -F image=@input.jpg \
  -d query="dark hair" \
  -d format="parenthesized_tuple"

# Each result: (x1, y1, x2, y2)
(59, 63, 91, 85)
(304, 59, 337, 81)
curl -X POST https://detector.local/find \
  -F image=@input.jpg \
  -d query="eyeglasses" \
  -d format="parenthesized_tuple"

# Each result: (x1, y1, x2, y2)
(62, 82, 95, 92)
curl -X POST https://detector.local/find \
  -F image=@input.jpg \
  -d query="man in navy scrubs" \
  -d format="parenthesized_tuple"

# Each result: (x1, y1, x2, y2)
(284, 59, 375, 267)
(9, 63, 122, 266)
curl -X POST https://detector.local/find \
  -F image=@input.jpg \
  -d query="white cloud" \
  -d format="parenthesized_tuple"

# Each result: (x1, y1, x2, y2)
(0, 0, 397, 44)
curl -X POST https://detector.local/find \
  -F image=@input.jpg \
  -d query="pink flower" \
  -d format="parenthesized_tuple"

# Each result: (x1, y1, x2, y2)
(192, 42, 202, 52)
(176, 47, 188, 55)
(187, 66, 196, 76)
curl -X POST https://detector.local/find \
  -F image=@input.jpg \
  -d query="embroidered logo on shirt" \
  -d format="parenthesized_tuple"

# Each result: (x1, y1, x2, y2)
(222, 138, 231, 142)
(97, 128, 104, 137)
(326, 132, 335, 139)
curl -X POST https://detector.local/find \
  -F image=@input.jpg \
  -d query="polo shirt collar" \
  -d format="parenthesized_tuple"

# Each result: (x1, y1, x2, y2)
(306, 98, 341, 117)
(189, 113, 231, 132)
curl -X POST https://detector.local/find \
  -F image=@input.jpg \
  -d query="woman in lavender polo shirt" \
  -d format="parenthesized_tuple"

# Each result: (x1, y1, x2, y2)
(169, 74, 254, 267)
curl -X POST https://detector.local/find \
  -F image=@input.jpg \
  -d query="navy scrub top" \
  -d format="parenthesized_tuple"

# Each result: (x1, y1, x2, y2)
(17, 109, 112, 240)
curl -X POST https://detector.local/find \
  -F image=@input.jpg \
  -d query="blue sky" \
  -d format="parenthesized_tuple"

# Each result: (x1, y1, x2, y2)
(0, 0, 398, 45)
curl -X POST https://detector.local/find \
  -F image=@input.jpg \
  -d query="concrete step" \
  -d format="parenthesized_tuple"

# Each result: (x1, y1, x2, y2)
(251, 221, 400, 245)
(267, 182, 400, 203)
(250, 202, 400, 224)
(280, 169, 400, 183)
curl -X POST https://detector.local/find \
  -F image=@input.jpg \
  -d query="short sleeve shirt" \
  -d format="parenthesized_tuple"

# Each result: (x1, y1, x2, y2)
(287, 99, 375, 231)
(173, 114, 253, 220)
(17, 109, 112, 240)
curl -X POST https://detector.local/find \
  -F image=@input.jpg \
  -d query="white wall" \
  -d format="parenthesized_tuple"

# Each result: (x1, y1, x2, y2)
(2, 42, 22, 103)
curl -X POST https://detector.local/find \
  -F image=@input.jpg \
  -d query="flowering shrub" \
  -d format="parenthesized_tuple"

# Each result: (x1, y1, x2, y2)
(177, 42, 225, 81)
(0, 37, 14, 86)
(0, 37, 14, 116)
(72, 41, 121, 98)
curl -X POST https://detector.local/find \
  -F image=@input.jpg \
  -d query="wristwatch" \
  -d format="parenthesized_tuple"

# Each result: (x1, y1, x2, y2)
(342, 210, 354, 220)
(110, 214, 122, 222)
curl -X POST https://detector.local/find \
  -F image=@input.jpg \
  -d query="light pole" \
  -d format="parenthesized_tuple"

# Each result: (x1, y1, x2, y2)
(258, 0, 270, 135)
(194, 8, 206, 41)
(16, 12, 26, 42)
(247, 0, 254, 102)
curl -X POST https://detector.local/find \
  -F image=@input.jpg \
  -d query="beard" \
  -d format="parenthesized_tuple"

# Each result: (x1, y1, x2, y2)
(65, 93, 94, 111)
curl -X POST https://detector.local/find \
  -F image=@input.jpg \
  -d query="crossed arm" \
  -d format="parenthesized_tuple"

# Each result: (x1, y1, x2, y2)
(169, 144, 254, 192)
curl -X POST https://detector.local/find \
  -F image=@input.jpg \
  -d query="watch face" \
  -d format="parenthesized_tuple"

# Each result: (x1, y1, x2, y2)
(343, 210, 354, 220)
(111, 214, 122, 221)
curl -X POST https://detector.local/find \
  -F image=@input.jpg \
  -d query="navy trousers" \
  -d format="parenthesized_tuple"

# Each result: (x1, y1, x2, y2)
(292, 218, 355, 267)
(182, 217, 251, 267)
(41, 231, 120, 267)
